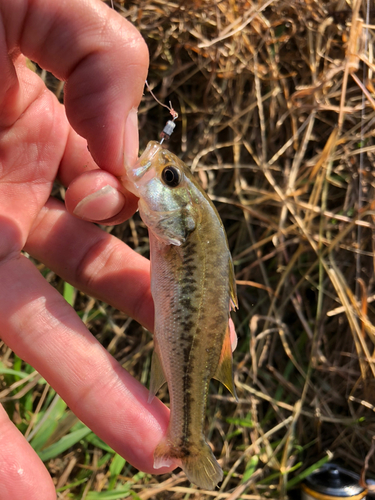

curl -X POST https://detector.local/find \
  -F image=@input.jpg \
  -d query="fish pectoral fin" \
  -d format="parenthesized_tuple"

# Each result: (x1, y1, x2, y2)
(148, 349, 167, 403)
(140, 203, 195, 246)
(213, 323, 238, 400)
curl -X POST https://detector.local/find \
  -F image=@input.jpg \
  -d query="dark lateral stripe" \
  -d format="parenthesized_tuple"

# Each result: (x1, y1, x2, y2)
(169, 230, 227, 453)
(182, 370, 193, 449)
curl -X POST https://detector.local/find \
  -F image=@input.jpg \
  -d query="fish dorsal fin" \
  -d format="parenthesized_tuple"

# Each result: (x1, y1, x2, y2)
(213, 322, 238, 400)
(148, 348, 167, 403)
(229, 258, 238, 310)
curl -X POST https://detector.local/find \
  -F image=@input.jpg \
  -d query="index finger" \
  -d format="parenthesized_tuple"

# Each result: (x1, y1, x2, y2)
(0, 0, 149, 173)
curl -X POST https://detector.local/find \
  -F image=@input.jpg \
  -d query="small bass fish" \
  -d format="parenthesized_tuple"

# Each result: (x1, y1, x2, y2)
(123, 141, 238, 490)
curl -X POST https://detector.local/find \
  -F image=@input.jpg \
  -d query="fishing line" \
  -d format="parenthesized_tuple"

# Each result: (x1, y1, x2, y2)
(144, 80, 178, 144)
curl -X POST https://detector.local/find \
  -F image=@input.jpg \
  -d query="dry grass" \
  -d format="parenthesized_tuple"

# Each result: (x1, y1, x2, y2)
(2, 0, 375, 498)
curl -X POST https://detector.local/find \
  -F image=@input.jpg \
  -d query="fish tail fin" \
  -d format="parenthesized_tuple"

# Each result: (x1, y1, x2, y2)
(181, 444, 223, 490)
(153, 438, 223, 490)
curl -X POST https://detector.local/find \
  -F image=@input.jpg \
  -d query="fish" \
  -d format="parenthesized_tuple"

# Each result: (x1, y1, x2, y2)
(122, 141, 238, 490)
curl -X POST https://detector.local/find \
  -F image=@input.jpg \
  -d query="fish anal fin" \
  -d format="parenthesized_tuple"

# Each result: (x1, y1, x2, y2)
(148, 348, 167, 403)
(153, 438, 181, 470)
(213, 323, 238, 400)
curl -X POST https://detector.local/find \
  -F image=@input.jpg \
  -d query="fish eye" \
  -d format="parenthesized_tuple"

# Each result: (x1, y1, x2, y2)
(162, 166, 181, 187)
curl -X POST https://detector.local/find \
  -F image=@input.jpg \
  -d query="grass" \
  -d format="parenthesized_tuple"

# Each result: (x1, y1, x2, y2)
(2, 0, 375, 497)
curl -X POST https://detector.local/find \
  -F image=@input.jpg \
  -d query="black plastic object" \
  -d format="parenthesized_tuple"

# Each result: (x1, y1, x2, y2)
(302, 463, 366, 498)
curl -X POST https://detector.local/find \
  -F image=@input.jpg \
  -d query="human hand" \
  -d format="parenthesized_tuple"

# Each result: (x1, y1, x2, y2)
(0, 1, 173, 498)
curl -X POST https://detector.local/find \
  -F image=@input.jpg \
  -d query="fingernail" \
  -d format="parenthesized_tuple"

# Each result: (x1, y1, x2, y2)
(229, 318, 238, 352)
(124, 107, 139, 169)
(73, 185, 126, 221)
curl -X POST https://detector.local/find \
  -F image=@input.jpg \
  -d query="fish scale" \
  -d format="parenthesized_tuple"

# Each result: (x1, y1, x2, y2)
(122, 141, 238, 490)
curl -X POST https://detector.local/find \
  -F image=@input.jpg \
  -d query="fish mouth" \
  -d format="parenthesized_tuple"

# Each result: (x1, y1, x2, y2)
(127, 141, 161, 182)
(131, 160, 152, 180)
(120, 159, 152, 196)
(121, 141, 163, 196)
